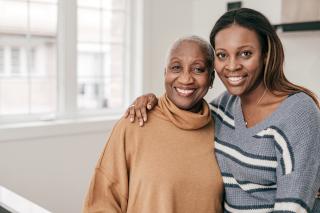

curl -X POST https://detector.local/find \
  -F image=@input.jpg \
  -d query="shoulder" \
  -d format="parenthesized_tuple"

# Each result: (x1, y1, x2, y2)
(283, 92, 320, 120)
(111, 109, 164, 137)
(210, 91, 237, 108)
(272, 92, 320, 143)
(209, 91, 238, 115)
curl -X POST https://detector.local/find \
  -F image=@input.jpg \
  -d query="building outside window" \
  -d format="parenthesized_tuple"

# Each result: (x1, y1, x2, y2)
(0, 0, 131, 123)
(0, 0, 58, 116)
(77, 0, 127, 110)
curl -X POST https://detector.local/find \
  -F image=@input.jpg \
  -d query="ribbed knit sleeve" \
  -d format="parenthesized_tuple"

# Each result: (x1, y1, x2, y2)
(271, 94, 320, 212)
(83, 120, 129, 213)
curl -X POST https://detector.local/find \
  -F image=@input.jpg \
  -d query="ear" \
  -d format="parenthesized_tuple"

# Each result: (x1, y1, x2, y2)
(164, 68, 167, 75)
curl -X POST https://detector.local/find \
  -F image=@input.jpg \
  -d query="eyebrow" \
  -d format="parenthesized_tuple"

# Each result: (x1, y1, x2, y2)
(215, 45, 256, 51)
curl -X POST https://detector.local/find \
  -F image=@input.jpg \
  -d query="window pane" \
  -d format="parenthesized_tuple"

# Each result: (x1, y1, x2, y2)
(0, 47, 4, 74)
(30, 76, 57, 113)
(30, 0, 58, 3)
(77, 43, 102, 110)
(104, 76, 123, 108)
(102, 11, 126, 43)
(102, 44, 124, 108)
(0, 1, 57, 116)
(102, 0, 126, 10)
(77, 0, 127, 111)
(0, 1, 28, 34)
(78, 0, 101, 8)
(30, 2, 57, 35)
(78, 8, 100, 42)
(0, 79, 29, 114)
(11, 47, 21, 74)
(78, 0, 126, 10)
(77, 43, 124, 110)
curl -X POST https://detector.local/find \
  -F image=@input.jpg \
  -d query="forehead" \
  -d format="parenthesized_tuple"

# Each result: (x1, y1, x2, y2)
(168, 40, 206, 59)
(214, 24, 261, 49)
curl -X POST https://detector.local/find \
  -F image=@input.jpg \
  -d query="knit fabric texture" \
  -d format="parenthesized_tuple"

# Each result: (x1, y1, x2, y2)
(83, 94, 223, 213)
(210, 91, 320, 213)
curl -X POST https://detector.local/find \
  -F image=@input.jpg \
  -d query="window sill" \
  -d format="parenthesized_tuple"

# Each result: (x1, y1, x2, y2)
(0, 115, 121, 143)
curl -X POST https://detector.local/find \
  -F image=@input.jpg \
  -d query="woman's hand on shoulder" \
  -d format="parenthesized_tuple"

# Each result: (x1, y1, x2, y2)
(124, 93, 158, 126)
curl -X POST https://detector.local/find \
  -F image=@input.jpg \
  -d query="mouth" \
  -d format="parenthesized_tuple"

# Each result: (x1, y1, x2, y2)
(226, 76, 246, 86)
(175, 87, 195, 97)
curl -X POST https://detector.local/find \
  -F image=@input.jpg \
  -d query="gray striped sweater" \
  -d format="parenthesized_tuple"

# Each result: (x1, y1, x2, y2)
(210, 92, 320, 213)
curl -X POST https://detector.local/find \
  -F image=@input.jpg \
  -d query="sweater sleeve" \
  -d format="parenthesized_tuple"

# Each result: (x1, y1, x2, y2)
(83, 120, 129, 213)
(272, 96, 320, 213)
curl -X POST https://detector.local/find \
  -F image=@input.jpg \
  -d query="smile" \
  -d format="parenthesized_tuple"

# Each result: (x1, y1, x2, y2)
(176, 88, 195, 96)
(227, 76, 245, 85)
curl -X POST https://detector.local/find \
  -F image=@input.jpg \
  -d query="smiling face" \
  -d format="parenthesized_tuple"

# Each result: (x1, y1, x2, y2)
(165, 40, 211, 112)
(214, 24, 265, 97)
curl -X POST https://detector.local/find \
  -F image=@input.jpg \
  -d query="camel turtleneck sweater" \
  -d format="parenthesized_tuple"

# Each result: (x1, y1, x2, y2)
(83, 95, 223, 213)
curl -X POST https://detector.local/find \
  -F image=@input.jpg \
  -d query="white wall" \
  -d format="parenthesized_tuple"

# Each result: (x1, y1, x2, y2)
(0, 119, 117, 213)
(0, 1, 319, 213)
(144, 0, 320, 100)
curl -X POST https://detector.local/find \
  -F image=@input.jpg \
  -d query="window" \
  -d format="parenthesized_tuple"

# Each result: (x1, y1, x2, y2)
(0, 0, 58, 116)
(11, 47, 21, 74)
(77, 0, 127, 110)
(0, 0, 135, 124)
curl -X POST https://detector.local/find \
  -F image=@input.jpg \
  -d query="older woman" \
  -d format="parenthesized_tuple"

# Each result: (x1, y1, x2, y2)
(83, 36, 223, 213)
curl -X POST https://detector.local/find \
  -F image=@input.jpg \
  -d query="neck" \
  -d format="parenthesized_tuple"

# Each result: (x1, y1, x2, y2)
(188, 101, 203, 113)
(240, 84, 268, 106)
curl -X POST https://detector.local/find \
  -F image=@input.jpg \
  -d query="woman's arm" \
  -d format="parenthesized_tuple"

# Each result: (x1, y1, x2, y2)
(124, 93, 158, 126)
(272, 96, 320, 212)
(83, 121, 129, 212)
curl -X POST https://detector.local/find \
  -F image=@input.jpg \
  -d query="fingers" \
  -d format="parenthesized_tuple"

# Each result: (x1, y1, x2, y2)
(141, 94, 157, 122)
(147, 94, 158, 110)
(141, 107, 147, 122)
(125, 93, 157, 126)
(135, 109, 144, 127)
(124, 108, 130, 118)
(128, 105, 136, 122)
(127, 102, 146, 127)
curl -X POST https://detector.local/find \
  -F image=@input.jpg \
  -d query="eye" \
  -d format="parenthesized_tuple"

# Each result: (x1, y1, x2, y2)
(169, 64, 181, 73)
(240, 50, 252, 58)
(215, 52, 227, 60)
(193, 66, 206, 74)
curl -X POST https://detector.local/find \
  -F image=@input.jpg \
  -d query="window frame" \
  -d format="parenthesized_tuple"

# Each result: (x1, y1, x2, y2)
(0, 0, 143, 126)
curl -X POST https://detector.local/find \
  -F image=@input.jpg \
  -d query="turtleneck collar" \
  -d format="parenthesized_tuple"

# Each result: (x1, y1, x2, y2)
(157, 94, 212, 130)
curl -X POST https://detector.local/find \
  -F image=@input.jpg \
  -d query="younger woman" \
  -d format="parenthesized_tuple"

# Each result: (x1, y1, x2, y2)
(126, 8, 320, 212)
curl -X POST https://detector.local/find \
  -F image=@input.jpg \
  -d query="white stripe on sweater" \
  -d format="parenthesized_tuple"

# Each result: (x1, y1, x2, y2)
(209, 104, 235, 127)
(256, 128, 293, 174)
(223, 176, 277, 191)
(215, 142, 278, 169)
(274, 202, 307, 213)
(224, 202, 273, 213)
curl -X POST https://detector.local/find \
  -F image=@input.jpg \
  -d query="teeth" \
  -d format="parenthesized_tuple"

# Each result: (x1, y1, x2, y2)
(228, 76, 243, 82)
(176, 88, 194, 94)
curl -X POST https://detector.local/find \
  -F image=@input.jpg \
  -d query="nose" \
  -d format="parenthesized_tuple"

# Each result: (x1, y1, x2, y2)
(226, 57, 241, 71)
(178, 70, 194, 84)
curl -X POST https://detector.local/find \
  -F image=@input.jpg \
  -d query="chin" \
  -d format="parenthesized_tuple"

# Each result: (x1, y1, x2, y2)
(173, 101, 195, 111)
(224, 85, 246, 96)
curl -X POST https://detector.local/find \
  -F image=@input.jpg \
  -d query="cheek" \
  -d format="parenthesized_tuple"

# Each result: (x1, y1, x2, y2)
(214, 61, 223, 74)
(164, 74, 175, 89)
(197, 76, 210, 91)
(245, 59, 263, 77)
